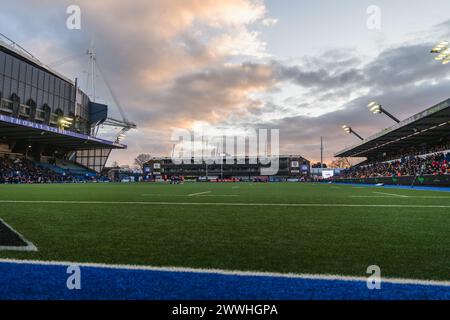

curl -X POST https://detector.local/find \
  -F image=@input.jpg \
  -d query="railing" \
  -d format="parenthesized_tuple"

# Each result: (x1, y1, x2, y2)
(0, 99, 13, 113)
(0, 32, 39, 62)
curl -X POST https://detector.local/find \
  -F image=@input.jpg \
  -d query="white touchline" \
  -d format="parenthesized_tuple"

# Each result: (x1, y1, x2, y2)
(0, 258, 448, 287)
(373, 192, 409, 198)
(351, 195, 450, 199)
(2, 200, 450, 208)
(142, 194, 238, 197)
(188, 191, 212, 197)
(350, 196, 395, 198)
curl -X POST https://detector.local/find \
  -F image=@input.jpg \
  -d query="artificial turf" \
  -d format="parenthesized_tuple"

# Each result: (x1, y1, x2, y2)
(0, 182, 449, 281)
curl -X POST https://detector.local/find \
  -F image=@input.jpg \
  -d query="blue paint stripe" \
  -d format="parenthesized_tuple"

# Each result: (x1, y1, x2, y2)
(332, 183, 450, 192)
(0, 262, 449, 300)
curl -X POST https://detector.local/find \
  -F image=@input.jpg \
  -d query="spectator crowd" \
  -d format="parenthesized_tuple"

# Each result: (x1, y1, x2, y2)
(342, 151, 450, 179)
(0, 157, 70, 184)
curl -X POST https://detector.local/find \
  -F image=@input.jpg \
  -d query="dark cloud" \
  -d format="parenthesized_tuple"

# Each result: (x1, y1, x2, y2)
(275, 63, 365, 90)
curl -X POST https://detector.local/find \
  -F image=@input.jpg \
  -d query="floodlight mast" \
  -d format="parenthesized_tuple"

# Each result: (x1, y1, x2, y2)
(342, 125, 364, 141)
(367, 102, 400, 123)
(46, 43, 137, 142)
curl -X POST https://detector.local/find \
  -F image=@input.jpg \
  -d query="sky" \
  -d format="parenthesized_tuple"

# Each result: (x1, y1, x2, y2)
(2, 0, 450, 166)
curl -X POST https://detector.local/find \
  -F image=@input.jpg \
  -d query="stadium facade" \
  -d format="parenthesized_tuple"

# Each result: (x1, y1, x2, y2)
(0, 37, 125, 174)
(143, 155, 310, 180)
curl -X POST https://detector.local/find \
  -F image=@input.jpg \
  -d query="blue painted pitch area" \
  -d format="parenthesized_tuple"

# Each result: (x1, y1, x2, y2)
(0, 261, 449, 300)
(332, 183, 450, 193)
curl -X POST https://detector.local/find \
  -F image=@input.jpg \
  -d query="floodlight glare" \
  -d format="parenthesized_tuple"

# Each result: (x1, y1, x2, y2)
(431, 41, 450, 65)
(368, 101, 382, 114)
(431, 41, 449, 53)
(342, 125, 352, 134)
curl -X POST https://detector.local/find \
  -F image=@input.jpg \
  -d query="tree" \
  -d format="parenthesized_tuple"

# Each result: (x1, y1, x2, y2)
(111, 161, 120, 168)
(134, 154, 152, 169)
(312, 162, 327, 169)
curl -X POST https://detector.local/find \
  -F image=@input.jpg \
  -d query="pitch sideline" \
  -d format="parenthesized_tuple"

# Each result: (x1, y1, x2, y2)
(0, 258, 449, 287)
(1, 200, 450, 208)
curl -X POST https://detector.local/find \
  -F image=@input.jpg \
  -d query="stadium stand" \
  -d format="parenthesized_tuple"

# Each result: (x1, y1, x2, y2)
(0, 35, 126, 183)
(336, 98, 450, 186)
(0, 155, 100, 184)
(54, 159, 96, 177)
(341, 149, 450, 178)
(0, 157, 66, 183)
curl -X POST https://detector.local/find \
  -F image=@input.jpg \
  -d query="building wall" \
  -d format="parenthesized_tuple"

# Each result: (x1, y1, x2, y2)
(0, 46, 91, 134)
(144, 156, 310, 178)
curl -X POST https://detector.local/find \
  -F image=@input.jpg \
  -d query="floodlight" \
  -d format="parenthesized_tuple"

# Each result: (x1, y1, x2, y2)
(341, 125, 363, 140)
(368, 102, 382, 114)
(431, 41, 449, 53)
(431, 41, 450, 65)
(366, 101, 400, 123)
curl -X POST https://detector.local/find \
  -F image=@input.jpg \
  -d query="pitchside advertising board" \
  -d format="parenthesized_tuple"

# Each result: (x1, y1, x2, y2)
(337, 174, 450, 186)
(322, 170, 335, 179)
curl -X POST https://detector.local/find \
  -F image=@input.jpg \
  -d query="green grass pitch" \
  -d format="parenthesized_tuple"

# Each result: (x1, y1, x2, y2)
(0, 182, 449, 281)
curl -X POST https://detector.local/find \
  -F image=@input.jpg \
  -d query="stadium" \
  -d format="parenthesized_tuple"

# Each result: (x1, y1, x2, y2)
(0, 3, 450, 305)
(0, 35, 128, 183)
(335, 99, 450, 187)
(143, 155, 310, 181)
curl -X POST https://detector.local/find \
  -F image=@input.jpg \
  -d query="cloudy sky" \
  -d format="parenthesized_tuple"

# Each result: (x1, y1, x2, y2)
(2, 0, 450, 165)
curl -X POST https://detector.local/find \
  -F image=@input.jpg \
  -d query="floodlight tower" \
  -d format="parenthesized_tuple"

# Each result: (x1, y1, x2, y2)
(430, 41, 450, 64)
(342, 125, 364, 141)
(367, 102, 400, 123)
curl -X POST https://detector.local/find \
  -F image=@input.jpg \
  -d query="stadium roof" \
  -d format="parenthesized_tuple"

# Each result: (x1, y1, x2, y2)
(0, 114, 126, 150)
(0, 35, 74, 85)
(335, 98, 450, 158)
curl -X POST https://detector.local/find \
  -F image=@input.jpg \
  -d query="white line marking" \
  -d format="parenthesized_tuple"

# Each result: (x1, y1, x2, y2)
(142, 194, 187, 197)
(336, 184, 450, 194)
(351, 196, 450, 199)
(0, 219, 38, 252)
(194, 195, 239, 197)
(373, 192, 409, 198)
(0, 258, 448, 287)
(350, 196, 394, 198)
(142, 194, 238, 197)
(188, 191, 212, 197)
(1, 200, 450, 208)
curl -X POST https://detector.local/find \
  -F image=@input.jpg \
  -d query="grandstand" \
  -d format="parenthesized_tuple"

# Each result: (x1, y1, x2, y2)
(335, 98, 450, 186)
(143, 155, 311, 181)
(0, 36, 127, 182)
